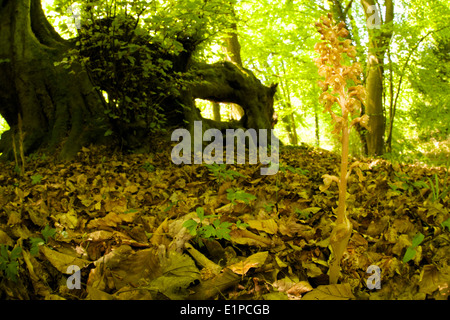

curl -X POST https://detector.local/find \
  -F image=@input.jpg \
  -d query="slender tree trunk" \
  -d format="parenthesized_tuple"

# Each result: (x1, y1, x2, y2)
(289, 112, 298, 145)
(361, 0, 394, 156)
(386, 45, 395, 153)
(386, 28, 446, 153)
(276, 63, 298, 146)
(212, 102, 221, 122)
(314, 108, 320, 147)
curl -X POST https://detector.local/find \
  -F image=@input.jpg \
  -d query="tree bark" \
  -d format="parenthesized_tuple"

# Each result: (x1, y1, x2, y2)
(219, 3, 245, 121)
(212, 102, 221, 122)
(190, 61, 277, 134)
(361, 0, 394, 156)
(0, 0, 108, 160)
(314, 108, 320, 147)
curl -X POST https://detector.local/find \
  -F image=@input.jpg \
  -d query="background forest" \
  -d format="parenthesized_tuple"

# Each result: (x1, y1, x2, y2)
(1, 0, 448, 165)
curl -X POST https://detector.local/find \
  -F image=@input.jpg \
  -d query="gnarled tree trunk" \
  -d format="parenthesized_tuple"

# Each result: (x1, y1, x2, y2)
(0, 0, 109, 160)
(189, 61, 277, 134)
(0, 0, 277, 161)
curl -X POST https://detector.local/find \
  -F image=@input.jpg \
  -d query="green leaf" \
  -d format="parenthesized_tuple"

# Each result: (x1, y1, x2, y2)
(411, 232, 424, 248)
(142, 162, 155, 172)
(212, 219, 221, 228)
(41, 225, 56, 243)
(403, 247, 417, 263)
(0, 245, 8, 261)
(441, 218, 450, 231)
(236, 220, 249, 229)
(29, 237, 45, 256)
(215, 227, 231, 240)
(196, 207, 205, 221)
(202, 225, 215, 238)
(6, 261, 19, 282)
(182, 220, 198, 235)
(10, 246, 22, 261)
(227, 189, 256, 205)
(31, 174, 43, 185)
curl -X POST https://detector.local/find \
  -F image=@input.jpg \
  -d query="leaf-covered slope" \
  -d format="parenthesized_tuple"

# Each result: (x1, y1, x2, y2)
(0, 141, 449, 300)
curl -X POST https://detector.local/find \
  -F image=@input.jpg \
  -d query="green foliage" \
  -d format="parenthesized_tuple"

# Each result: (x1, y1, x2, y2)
(226, 188, 256, 205)
(263, 203, 274, 212)
(0, 245, 22, 282)
(388, 172, 428, 194)
(70, 13, 177, 132)
(279, 163, 309, 176)
(29, 225, 57, 256)
(442, 217, 450, 231)
(31, 174, 43, 185)
(183, 207, 234, 246)
(427, 172, 450, 203)
(142, 161, 156, 173)
(205, 163, 244, 183)
(40, 0, 450, 164)
(388, 170, 450, 203)
(49, 0, 238, 138)
(295, 207, 321, 220)
(235, 219, 249, 230)
(403, 232, 425, 263)
(408, 29, 450, 143)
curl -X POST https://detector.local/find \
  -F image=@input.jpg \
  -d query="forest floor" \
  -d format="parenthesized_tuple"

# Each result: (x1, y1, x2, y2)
(0, 138, 449, 300)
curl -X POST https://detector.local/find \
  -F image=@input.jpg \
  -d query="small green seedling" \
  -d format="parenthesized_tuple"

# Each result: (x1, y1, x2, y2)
(142, 161, 155, 172)
(0, 245, 22, 282)
(31, 174, 43, 185)
(389, 172, 428, 194)
(263, 203, 274, 212)
(29, 225, 57, 256)
(183, 207, 233, 246)
(427, 173, 450, 203)
(295, 207, 321, 220)
(403, 232, 425, 263)
(295, 208, 312, 220)
(280, 164, 309, 176)
(205, 163, 244, 183)
(226, 188, 256, 205)
(236, 220, 249, 230)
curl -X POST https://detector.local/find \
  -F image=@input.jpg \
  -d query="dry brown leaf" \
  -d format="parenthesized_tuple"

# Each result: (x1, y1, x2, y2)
(228, 251, 269, 275)
(40, 245, 90, 274)
(229, 229, 272, 247)
(287, 281, 313, 296)
(301, 283, 355, 300)
(247, 218, 278, 234)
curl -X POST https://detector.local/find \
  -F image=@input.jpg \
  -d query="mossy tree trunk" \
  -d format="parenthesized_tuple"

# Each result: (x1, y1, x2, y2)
(189, 61, 278, 134)
(0, 0, 277, 161)
(0, 0, 108, 160)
